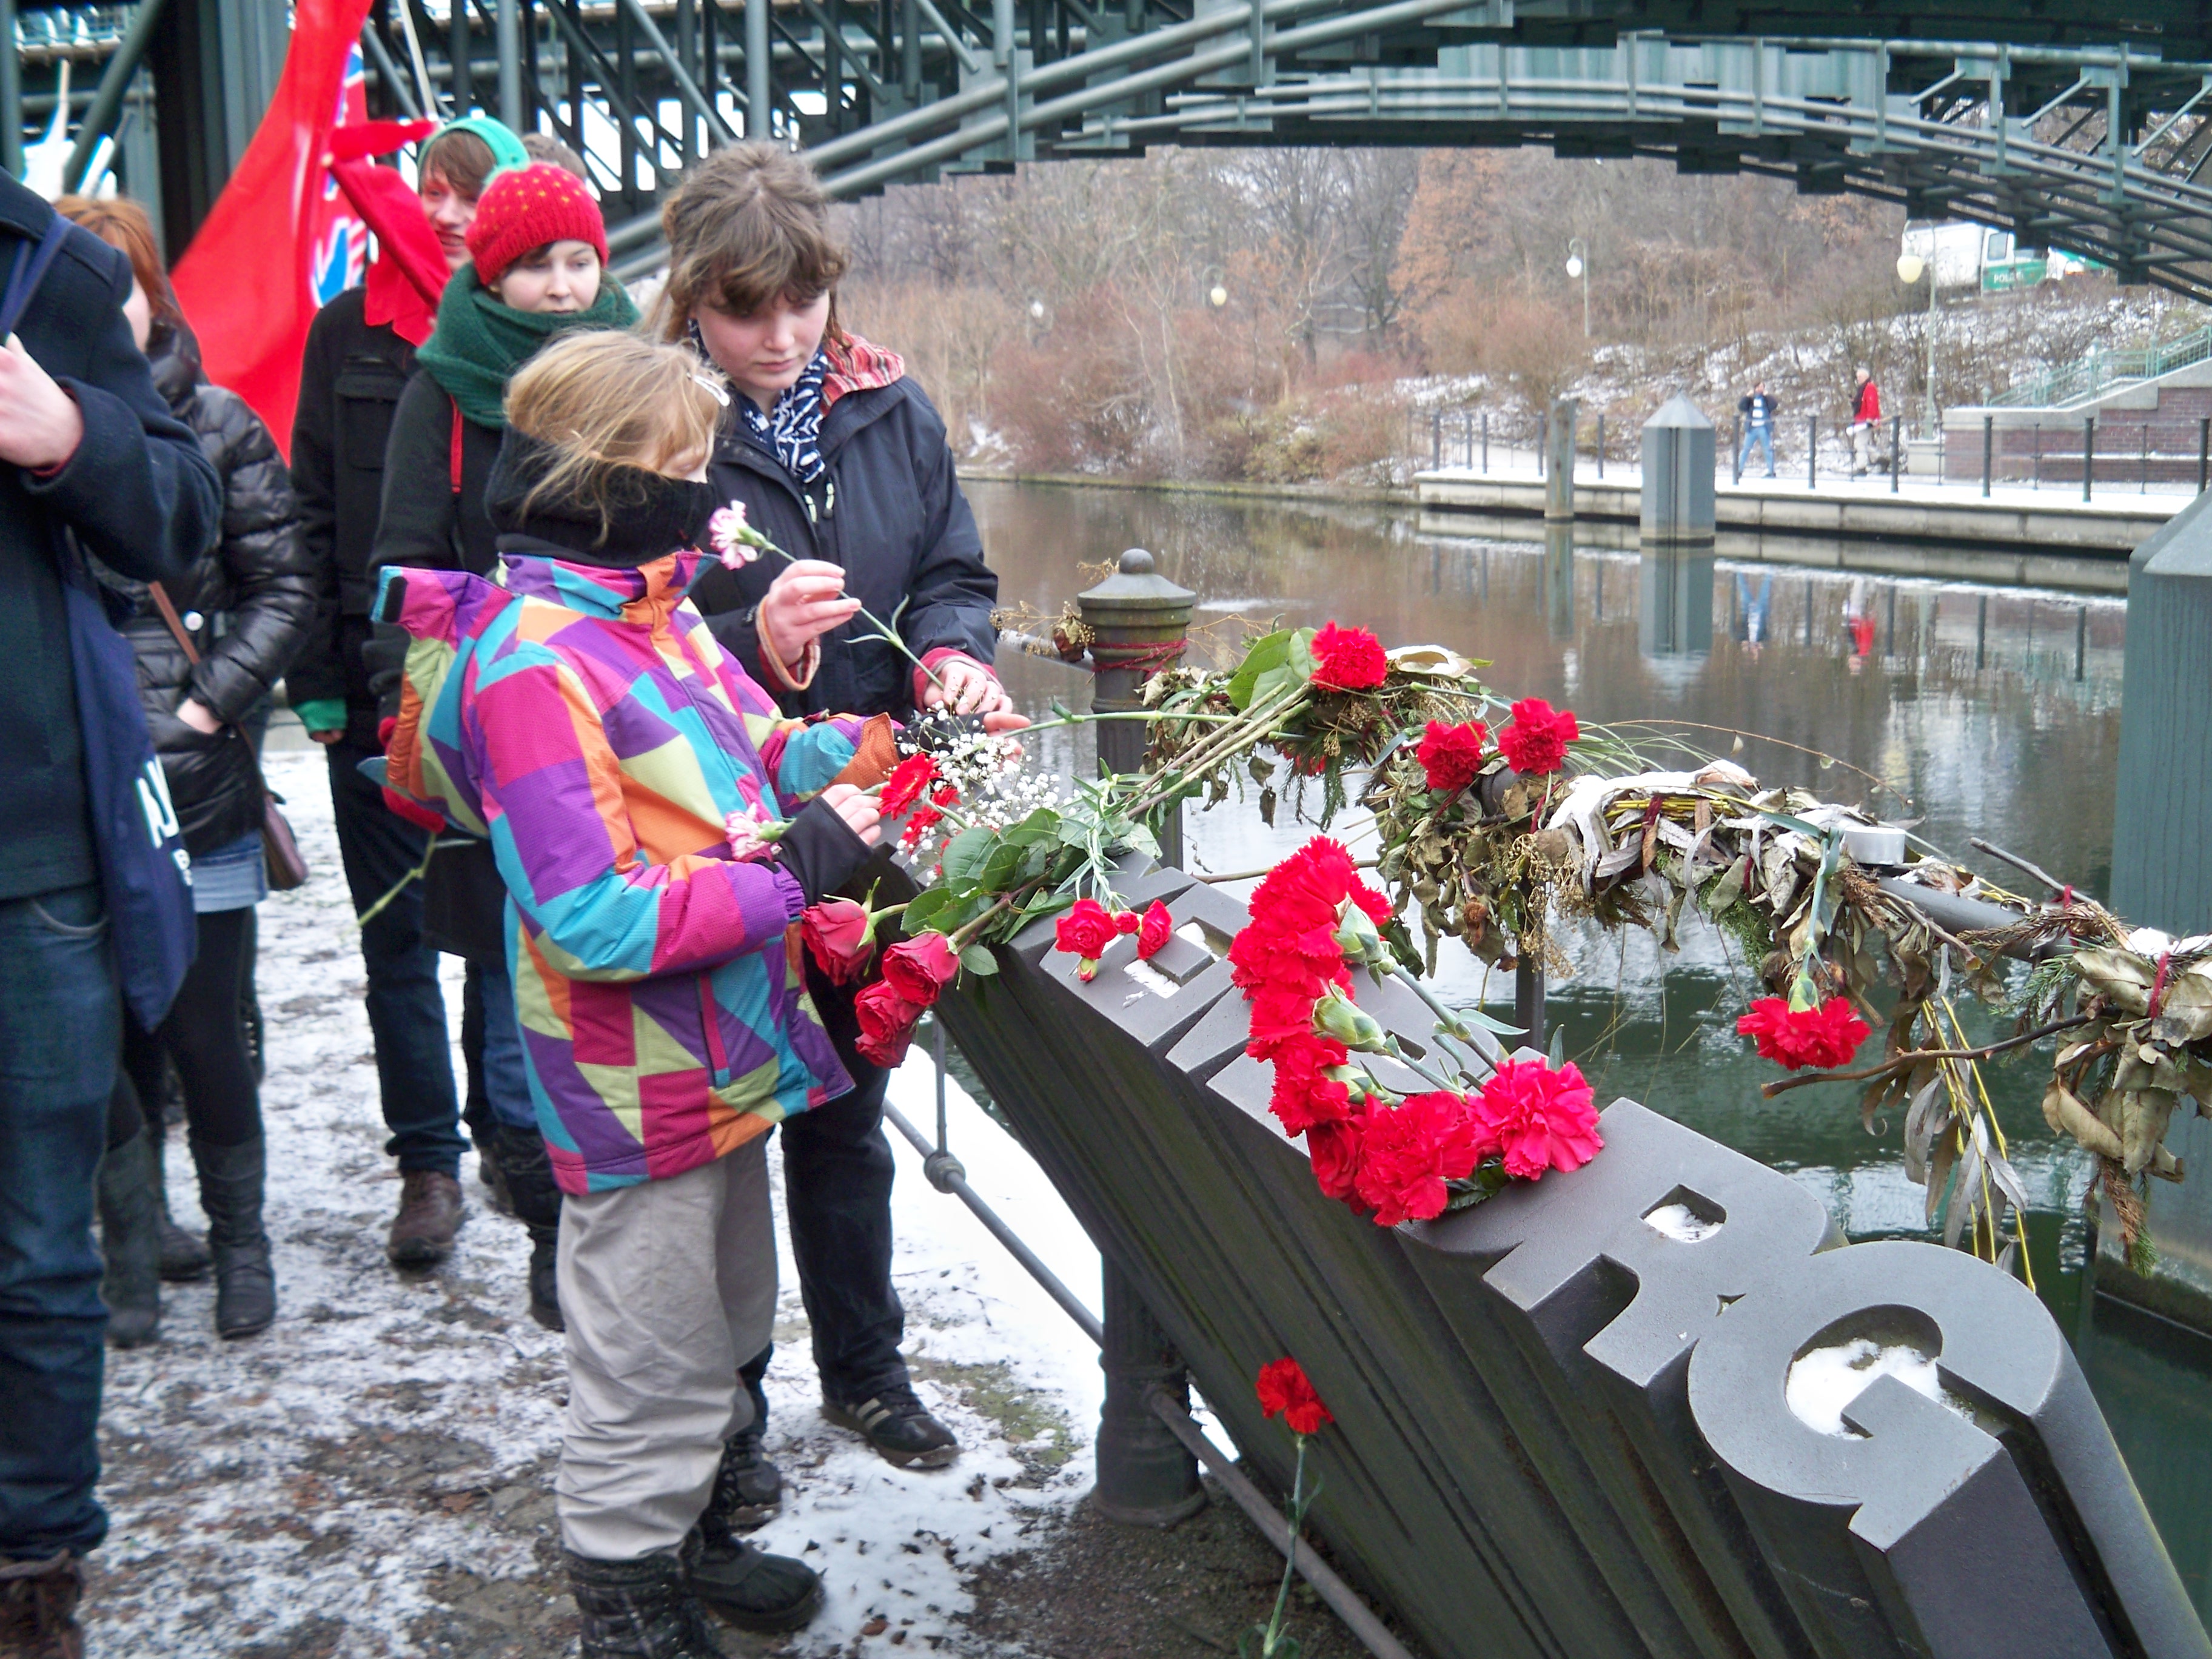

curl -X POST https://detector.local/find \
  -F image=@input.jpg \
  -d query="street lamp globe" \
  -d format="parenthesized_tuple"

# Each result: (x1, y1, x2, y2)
(1028, 299, 1046, 320)
(1895, 252, 1925, 285)
(1564, 254, 1584, 280)
(1208, 284, 1229, 308)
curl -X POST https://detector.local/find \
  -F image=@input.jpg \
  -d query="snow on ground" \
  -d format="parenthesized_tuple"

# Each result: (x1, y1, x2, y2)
(89, 742, 1106, 1658)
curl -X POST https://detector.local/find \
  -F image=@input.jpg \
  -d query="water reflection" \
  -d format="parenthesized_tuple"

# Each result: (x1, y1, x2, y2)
(968, 479, 2204, 1617)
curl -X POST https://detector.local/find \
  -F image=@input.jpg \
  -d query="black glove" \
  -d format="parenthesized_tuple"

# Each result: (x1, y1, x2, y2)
(362, 622, 411, 725)
(774, 797, 873, 904)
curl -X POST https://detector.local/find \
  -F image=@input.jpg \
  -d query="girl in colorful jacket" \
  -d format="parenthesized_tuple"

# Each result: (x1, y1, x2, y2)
(377, 329, 896, 1653)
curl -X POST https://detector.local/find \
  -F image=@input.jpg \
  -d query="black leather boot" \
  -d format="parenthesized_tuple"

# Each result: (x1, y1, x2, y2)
(147, 1091, 210, 1282)
(189, 1134, 276, 1339)
(682, 1433, 819, 1633)
(97, 1128, 162, 1349)
(566, 1549, 724, 1658)
(495, 1124, 563, 1330)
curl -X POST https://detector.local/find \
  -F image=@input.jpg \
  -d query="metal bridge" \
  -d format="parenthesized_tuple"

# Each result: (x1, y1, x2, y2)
(19, 1, 2212, 303)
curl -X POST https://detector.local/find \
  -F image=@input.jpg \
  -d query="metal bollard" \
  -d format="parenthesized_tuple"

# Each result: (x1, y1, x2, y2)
(1595, 412, 1605, 480)
(2083, 416, 2096, 502)
(1982, 415, 1993, 499)
(1481, 412, 1490, 474)
(2199, 418, 2208, 495)
(1891, 415, 1902, 493)
(1808, 414, 1817, 491)
(2142, 422, 2151, 495)
(1732, 414, 1742, 486)
(1430, 409, 1440, 470)
(1072, 549, 1204, 1527)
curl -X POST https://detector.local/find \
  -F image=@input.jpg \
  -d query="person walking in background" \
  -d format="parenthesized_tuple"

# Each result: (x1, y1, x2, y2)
(657, 142, 1023, 1513)
(378, 331, 896, 1648)
(1737, 381, 1777, 478)
(0, 171, 221, 1657)
(1849, 366, 1882, 477)
(369, 159, 638, 1328)
(58, 196, 316, 1347)
(287, 118, 531, 1276)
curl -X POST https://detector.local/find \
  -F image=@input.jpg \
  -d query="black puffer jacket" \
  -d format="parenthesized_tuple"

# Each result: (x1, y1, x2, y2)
(692, 349, 997, 722)
(97, 323, 317, 854)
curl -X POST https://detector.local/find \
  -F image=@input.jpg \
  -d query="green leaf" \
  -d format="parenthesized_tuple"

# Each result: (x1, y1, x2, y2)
(1225, 629, 1291, 711)
(940, 827, 995, 885)
(1247, 664, 1295, 708)
(980, 840, 1030, 893)
(1285, 626, 1318, 684)
(960, 945, 1000, 977)
(901, 887, 955, 931)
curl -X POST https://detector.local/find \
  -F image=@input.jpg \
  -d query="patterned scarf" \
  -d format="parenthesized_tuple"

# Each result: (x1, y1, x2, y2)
(737, 347, 831, 483)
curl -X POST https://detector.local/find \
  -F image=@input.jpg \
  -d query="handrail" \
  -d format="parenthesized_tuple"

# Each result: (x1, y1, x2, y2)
(1988, 324, 2212, 409)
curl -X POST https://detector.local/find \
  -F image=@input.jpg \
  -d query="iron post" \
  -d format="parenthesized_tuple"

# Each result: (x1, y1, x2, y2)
(496, 0, 524, 131)
(61, 0, 173, 193)
(0, 0, 21, 181)
(1891, 415, 1902, 492)
(451, 0, 472, 113)
(1732, 414, 1741, 486)
(2199, 418, 2208, 494)
(1983, 414, 1993, 498)
(1596, 411, 1605, 479)
(1073, 548, 1203, 1529)
(1481, 411, 1489, 474)
(1808, 415, 1817, 491)
(746, 0, 772, 137)
(2084, 416, 2096, 501)
(1430, 409, 1440, 469)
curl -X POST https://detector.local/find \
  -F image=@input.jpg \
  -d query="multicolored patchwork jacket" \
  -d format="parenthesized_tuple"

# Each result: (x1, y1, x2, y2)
(376, 545, 877, 1195)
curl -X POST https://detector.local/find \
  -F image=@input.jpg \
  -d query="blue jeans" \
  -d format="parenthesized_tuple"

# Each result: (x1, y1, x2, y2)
(0, 883, 120, 1557)
(326, 743, 465, 1176)
(471, 959, 537, 1133)
(1739, 422, 1775, 476)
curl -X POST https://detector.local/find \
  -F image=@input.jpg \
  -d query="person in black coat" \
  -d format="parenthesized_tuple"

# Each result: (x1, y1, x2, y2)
(655, 144, 1023, 1501)
(287, 118, 528, 1276)
(62, 198, 316, 1347)
(0, 173, 220, 1652)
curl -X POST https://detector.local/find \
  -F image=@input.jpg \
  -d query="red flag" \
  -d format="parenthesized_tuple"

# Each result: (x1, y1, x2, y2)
(171, 0, 375, 457)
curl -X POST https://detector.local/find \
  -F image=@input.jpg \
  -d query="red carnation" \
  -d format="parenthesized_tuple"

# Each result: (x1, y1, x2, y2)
(1055, 897, 1124, 981)
(1306, 1116, 1366, 1202)
(1136, 900, 1173, 960)
(1416, 719, 1490, 795)
(1736, 996, 1869, 1071)
(1114, 908, 1143, 936)
(898, 805, 943, 850)
(880, 752, 942, 817)
(1498, 698, 1579, 776)
(1471, 1058, 1603, 1181)
(1256, 1358, 1334, 1436)
(1352, 1091, 1484, 1226)
(854, 980, 925, 1067)
(880, 932, 962, 1007)
(1309, 622, 1387, 691)
(1267, 1035, 1355, 1135)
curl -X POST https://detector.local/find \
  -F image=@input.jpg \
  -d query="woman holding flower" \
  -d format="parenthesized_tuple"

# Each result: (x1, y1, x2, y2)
(650, 141, 1024, 1483)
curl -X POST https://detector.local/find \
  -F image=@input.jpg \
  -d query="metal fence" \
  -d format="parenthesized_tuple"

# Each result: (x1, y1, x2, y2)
(1989, 326, 2212, 410)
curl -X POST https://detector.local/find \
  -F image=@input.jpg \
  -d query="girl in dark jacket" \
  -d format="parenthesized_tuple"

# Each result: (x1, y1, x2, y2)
(59, 198, 316, 1343)
(654, 144, 1024, 1503)
(370, 163, 638, 1330)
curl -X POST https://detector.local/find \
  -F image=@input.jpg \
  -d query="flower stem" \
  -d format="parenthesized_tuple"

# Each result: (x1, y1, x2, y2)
(1259, 1435, 1308, 1657)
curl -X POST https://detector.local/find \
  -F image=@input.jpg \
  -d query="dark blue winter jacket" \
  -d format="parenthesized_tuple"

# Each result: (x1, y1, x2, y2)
(0, 175, 223, 900)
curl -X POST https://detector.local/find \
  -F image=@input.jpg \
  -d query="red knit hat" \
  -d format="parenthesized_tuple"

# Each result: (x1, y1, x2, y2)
(465, 163, 608, 285)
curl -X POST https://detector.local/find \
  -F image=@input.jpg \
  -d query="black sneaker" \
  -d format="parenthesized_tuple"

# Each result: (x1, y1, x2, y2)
(822, 1386, 959, 1469)
(709, 1427, 782, 1529)
(680, 1526, 822, 1633)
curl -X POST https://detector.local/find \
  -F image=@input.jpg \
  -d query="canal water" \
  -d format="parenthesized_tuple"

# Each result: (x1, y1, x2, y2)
(965, 477, 2212, 1620)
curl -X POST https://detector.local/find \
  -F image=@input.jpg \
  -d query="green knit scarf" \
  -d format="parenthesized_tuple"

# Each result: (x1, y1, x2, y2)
(414, 267, 642, 427)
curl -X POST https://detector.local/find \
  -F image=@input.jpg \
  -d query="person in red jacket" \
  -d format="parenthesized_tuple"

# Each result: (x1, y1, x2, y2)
(1849, 367, 1882, 477)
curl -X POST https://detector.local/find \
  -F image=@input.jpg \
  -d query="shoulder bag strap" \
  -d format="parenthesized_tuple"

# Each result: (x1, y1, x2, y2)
(147, 581, 275, 799)
(0, 215, 73, 340)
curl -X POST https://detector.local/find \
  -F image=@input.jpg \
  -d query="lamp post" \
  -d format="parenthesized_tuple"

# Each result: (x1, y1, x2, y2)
(1201, 265, 1230, 310)
(1895, 250, 1939, 438)
(1565, 237, 1589, 337)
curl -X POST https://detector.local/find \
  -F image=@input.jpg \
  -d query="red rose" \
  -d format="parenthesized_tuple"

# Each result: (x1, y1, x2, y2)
(854, 980, 926, 1067)
(1267, 1035, 1355, 1135)
(1352, 1090, 1484, 1225)
(1471, 1058, 1603, 1181)
(880, 932, 962, 1008)
(880, 752, 942, 817)
(1309, 622, 1387, 691)
(801, 897, 877, 985)
(1054, 897, 1124, 981)
(1736, 996, 1869, 1071)
(1136, 900, 1173, 960)
(1416, 719, 1490, 795)
(1498, 698, 1579, 776)
(1255, 1357, 1334, 1436)
(1305, 1115, 1366, 1202)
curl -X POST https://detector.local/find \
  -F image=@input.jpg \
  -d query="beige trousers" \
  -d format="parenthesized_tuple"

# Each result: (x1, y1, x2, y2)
(555, 1138, 777, 1560)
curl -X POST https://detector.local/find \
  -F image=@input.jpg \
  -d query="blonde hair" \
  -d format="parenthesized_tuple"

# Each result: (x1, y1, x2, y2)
(503, 331, 725, 538)
(654, 142, 850, 341)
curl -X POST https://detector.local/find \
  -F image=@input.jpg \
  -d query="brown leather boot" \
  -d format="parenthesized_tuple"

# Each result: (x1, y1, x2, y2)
(0, 1552, 85, 1658)
(386, 1170, 465, 1268)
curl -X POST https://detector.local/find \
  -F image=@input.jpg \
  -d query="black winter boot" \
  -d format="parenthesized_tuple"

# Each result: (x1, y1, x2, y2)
(495, 1124, 563, 1330)
(97, 1128, 163, 1348)
(0, 1550, 85, 1658)
(189, 1134, 276, 1339)
(566, 1549, 724, 1658)
(680, 1518, 821, 1634)
(149, 1117, 212, 1282)
(706, 1426, 782, 1530)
